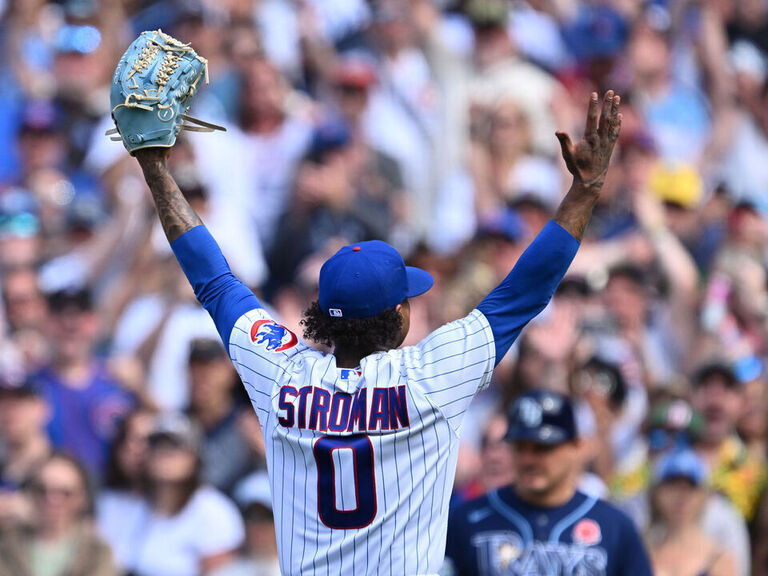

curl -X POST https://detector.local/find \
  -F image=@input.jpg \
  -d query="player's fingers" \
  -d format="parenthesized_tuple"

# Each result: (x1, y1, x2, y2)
(598, 90, 614, 134)
(610, 113, 623, 141)
(584, 92, 599, 135)
(555, 131, 576, 170)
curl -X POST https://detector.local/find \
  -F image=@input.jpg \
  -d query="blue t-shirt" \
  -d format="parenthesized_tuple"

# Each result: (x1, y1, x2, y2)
(38, 363, 135, 478)
(445, 487, 652, 576)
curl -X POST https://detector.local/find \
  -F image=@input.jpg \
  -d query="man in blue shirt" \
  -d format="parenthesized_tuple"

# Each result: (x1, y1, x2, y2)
(37, 287, 135, 479)
(444, 390, 652, 576)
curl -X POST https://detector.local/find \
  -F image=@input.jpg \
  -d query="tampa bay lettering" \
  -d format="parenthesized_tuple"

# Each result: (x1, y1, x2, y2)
(277, 386, 411, 432)
(471, 533, 608, 576)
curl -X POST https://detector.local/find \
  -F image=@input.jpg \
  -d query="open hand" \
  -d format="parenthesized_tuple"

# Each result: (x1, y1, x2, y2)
(556, 91, 622, 189)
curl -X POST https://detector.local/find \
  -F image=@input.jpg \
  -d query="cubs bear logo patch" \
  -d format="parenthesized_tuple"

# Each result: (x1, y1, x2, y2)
(250, 320, 298, 352)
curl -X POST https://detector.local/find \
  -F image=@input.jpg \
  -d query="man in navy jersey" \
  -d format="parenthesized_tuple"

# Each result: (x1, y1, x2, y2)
(444, 390, 652, 576)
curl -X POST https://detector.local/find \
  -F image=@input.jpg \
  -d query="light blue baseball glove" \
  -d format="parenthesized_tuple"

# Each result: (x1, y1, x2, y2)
(107, 29, 225, 154)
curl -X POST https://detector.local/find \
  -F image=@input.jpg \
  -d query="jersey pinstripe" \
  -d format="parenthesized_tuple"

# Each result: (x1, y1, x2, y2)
(228, 307, 496, 576)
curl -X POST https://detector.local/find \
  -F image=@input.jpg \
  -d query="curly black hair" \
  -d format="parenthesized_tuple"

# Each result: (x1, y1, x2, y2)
(300, 300, 403, 352)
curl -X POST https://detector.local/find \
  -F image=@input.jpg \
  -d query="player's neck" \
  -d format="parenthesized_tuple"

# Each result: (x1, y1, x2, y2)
(333, 348, 366, 369)
(334, 345, 386, 369)
(514, 483, 576, 508)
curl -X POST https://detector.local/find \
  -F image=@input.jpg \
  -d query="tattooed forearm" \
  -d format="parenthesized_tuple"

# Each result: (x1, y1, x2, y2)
(553, 180, 601, 241)
(136, 150, 202, 243)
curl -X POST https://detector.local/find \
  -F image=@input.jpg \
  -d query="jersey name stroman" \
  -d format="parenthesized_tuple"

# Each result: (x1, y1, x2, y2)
(229, 307, 495, 576)
(277, 384, 411, 432)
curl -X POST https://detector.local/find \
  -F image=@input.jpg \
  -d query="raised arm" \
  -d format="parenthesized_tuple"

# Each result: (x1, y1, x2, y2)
(136, 148, 202, 241)
(478, 91, 622, 364)
(134, 148, 261, 347)
(554, 91, 622, 240)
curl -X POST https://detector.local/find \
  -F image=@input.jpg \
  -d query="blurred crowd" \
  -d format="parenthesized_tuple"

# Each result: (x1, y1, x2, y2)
(2, 0, 768, 574)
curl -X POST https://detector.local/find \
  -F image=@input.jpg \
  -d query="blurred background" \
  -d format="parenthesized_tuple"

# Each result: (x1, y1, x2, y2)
(1, 0, 768, 574)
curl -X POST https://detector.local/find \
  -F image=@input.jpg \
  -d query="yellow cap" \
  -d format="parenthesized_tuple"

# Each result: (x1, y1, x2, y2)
(649, 163, 703, 209)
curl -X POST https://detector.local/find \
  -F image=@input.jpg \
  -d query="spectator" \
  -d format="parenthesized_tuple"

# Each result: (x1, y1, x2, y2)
(0, 375, 50, 529)
(235, 55, 313, 250)
(269, 118, 404, 290)
(469, 97, 562, 224)
(452, 411, 514, 504)
(0, 190, 42, 270)
(96, 407, 154, 568)
(647, 449, 736, 576)
(0, 452, 117, 576)
(1, 265, 49, 370)
(2, 265, 47, 334)
(0, 376, 50, 487)
(615, 397, 751, 576)
(690, 360, 767, 522)
(212, 472, 280, 576)
(598, 261, 680, 387)
(186, 338, 262, 493)
(99, 413, 244, 576)
(626, 7, 711, 164)
(36, 286, 135, 479)
(444, 390, 652, 575)
(51, 22, 113, 168)
(736, 356, 767, 461)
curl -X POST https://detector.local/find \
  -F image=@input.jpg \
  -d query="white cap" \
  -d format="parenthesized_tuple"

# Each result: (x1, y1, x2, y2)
(233, 471, 272, 511)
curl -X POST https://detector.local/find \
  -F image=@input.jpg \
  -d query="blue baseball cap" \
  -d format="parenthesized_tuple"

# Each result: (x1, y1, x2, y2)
(318, 240, 434, 318)
(654, 449, 708, 486)
(55, 25, 102, 55)
(504, 390, 578, 445)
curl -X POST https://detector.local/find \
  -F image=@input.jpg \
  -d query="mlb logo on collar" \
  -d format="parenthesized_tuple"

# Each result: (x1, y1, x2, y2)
(329, 308, 343, 317)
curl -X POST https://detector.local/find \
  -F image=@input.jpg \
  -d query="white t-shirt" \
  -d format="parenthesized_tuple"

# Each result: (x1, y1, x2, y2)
(113, 297, 219, 411)
(98, 486, 244, 576)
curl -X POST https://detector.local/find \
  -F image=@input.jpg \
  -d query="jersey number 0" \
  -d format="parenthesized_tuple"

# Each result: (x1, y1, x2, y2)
(314, 435, 377, 529)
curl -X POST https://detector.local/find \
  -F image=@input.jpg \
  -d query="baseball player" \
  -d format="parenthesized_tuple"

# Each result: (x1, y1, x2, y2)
(444, 390, 653, 576)
(110, 28, 623, 576)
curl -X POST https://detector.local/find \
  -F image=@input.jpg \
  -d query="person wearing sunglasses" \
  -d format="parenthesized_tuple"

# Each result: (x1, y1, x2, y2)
(0, 452, 116, 576)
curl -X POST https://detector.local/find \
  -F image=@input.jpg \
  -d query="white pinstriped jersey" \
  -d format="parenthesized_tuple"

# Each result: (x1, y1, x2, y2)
(228, 307, 496, 576)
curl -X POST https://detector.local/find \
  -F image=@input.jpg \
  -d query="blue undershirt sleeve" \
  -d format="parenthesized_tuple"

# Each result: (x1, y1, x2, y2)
(170, 225, 262, 348)
(477, 220, 580, 365)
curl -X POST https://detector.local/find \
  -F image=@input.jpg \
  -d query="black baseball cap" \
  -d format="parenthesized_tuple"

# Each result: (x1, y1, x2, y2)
(188, 338, 227, 363)
(691, 360, 738, 388)
(46, 286, 93, 312)
(504, 390, 578, 446)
